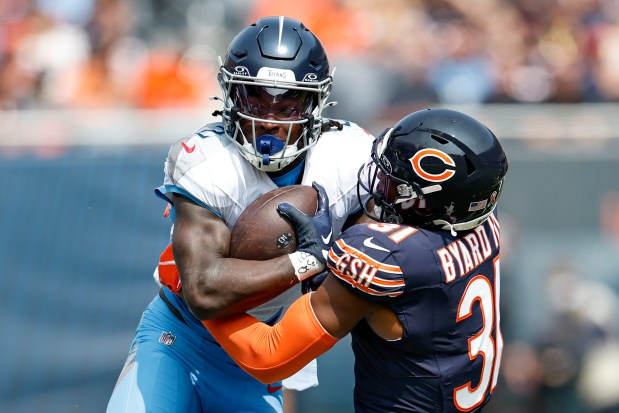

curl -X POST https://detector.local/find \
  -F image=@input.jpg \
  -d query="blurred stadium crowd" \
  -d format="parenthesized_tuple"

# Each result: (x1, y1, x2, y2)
(3, 0, 619, 114)
(3, 1, 619, 413)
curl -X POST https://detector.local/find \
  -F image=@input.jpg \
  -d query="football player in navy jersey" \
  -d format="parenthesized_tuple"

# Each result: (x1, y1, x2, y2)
(107, 16, 375, 413)
(203, 108, 509, 413)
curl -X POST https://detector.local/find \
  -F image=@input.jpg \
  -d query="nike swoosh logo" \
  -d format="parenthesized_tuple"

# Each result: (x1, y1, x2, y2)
(363, 237, 389, 252)
(181, 141, 196, 153)
(267, 384, 283, 393)
(321, 229, 332, 244)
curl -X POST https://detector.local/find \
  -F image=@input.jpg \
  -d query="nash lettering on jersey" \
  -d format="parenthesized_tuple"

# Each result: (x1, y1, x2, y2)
(437, 214, 501, 283)
(328, 238, 405, 297)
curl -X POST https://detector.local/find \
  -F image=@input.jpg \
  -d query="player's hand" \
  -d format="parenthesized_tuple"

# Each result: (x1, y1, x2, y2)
(278, 182, 333, 281)
(278, 182, 332, 261)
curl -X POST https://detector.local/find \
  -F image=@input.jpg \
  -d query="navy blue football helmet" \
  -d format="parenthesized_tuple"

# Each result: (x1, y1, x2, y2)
(358, 108, 508, 232)
(217, 16, 334, 172)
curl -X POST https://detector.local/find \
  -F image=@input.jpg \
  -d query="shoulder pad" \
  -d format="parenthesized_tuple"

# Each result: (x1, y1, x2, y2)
(328, 225, 405, 300)
(165, 128, 227, 184)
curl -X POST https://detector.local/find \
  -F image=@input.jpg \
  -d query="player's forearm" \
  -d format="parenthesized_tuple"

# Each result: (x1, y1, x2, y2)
(182, 255, 298, 319)
(202, 293, 338, 383)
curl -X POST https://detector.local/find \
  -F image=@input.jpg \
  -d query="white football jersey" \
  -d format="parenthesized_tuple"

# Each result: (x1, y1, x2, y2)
(156, 120, 373, 389)
(156, 120, 374, 317)
(157, 121, 373, 235)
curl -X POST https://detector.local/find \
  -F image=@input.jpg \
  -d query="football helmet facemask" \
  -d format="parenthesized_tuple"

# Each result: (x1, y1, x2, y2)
(358, 108, 509, 233)
(217, 16, 334, 172)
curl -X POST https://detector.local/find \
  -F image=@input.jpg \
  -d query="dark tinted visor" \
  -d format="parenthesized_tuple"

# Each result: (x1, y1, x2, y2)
(233, 85, 316, 120)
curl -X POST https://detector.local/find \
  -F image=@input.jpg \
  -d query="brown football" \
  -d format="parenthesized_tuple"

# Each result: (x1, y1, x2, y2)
(229, 185, 318, 260)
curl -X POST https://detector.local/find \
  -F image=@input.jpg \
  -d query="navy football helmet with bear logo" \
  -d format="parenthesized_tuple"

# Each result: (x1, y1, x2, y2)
(358, 108, 508, 233)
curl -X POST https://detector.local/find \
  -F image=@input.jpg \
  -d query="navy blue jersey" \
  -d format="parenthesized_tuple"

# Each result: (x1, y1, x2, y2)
(326, 213, 503, 413)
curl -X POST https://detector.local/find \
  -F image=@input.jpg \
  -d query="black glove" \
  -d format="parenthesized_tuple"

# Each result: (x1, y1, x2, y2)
(301, 268, 329, 294)
(277, 181, 333, 263)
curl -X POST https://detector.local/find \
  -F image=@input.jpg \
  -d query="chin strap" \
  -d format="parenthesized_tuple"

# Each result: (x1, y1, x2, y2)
(433, 207, 497, 236)
(433, 219, 458, 237)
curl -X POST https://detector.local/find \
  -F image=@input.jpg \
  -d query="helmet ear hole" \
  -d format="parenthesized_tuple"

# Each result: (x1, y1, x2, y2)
(430, 134, 449, 145)
(464, 156, 477, 176)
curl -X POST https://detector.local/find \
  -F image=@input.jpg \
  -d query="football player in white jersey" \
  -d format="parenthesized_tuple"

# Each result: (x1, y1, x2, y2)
(106, 16, 374, 413)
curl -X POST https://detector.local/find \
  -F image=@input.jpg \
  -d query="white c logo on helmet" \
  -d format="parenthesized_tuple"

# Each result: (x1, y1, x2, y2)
(410, 148, 456, 182)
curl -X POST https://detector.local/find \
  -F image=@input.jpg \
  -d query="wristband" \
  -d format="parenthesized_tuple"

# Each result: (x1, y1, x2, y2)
(288, 251, 325, 281)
